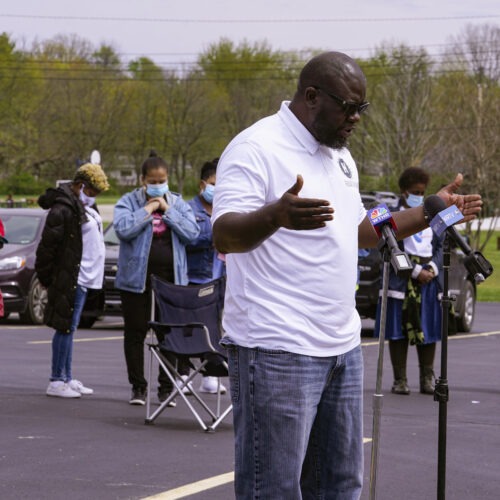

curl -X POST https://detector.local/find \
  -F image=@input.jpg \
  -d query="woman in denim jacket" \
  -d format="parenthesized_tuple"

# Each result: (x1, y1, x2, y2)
(114, 151, 200, 405)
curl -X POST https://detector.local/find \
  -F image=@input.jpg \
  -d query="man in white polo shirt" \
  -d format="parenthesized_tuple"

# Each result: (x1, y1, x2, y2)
(212, 51, 482, 499)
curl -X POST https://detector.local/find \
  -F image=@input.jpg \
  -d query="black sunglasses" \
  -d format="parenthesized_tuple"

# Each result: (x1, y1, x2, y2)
(313, 86, 370, 116)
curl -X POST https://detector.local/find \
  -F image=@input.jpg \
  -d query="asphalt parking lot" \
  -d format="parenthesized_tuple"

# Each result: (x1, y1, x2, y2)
(0, 303, 499, 500)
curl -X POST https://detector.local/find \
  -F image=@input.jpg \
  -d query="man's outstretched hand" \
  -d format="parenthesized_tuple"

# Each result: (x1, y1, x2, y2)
(436, 173, 482, 223)
(274, 174, 334, 230)
(213, 174, 335, 253)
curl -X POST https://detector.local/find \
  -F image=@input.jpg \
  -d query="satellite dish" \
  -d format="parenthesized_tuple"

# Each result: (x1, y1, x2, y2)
(90, 150, 101, 164)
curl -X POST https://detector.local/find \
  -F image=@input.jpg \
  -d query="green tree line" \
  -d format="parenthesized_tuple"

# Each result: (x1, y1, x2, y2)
(0, 24, 498, 246)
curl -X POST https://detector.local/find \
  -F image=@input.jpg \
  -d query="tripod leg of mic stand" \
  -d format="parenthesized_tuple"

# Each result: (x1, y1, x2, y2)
(369, 257, 391, 500)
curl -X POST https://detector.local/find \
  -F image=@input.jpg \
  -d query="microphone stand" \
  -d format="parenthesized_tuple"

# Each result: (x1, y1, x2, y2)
(367, 207, 413, 500)
(369, 241, 391, 500)
(435, 235, 451, 500)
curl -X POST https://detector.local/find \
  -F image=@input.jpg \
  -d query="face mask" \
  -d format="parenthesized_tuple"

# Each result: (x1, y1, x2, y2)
(406, 193, 424, 208)
(146, 182, 169, 198)
(201, 183, 215, 204)
(79, 186, 96, 207)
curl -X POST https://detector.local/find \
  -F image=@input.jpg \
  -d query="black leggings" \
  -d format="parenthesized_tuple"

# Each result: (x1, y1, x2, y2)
(120, 289, 188, 392)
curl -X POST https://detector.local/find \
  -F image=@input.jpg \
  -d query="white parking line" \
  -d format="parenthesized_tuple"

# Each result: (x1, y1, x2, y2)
(362, 330, 500, 348)
(142, 472, 234, 500)
(28, 336, 122, 344)
(141, 438, 373, 499)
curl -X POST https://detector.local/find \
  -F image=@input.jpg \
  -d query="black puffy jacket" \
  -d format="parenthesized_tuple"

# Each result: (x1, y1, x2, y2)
(35, 184, 88, 333)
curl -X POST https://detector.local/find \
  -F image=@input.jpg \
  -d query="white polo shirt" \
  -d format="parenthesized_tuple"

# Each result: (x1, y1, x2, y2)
(212, 101, 366, 356)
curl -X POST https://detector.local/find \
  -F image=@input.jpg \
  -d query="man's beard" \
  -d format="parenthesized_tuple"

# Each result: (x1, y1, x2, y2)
(311, 116, 348, 150)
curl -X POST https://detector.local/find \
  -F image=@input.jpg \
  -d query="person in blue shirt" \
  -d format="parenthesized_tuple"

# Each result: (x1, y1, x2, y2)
(185, 159, 227, 394)
(114, 150, 200, 406)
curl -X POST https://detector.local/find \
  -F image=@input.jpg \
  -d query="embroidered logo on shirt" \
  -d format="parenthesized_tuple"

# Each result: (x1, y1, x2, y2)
(338, 158, 352, 178)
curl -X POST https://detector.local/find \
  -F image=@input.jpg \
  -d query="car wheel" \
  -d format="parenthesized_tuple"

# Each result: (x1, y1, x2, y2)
(19, 276, 48, 325)
(456, 280, 475, 333)
(78, 316, 97, 329)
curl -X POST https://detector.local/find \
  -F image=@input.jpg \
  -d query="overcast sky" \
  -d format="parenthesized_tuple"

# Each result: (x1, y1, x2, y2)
(2, 1, 499, 65)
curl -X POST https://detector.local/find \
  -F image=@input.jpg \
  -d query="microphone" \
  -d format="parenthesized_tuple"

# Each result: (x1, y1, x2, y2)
(424, 195, 493, 283)
(367, 204, 413, 276)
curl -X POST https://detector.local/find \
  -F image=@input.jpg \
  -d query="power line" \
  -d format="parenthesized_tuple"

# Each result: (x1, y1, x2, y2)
(2, 66, 496, 83)
(98, 42, 500, 57)
(2, 45, 499, 71)
(1, 13, 500, 23)
(0, 53, 497, 77)
(14, 41, 490, 58)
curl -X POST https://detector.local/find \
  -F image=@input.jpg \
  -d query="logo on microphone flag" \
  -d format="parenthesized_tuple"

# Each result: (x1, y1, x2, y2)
(368, 204, 391, 225)
(430, 205, 464, 236)
(367, 203, 397, 237)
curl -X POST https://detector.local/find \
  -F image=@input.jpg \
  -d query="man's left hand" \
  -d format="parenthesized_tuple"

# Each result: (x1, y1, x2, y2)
(436, 173, 482, 223)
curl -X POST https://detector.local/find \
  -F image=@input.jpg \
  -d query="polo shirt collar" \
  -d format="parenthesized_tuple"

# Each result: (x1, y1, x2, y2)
(278, 100, 330, 157)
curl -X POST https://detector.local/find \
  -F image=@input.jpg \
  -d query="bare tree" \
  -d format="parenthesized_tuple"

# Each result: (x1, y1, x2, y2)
(160, 71, 225, 193)
(355, 45, 437, 187)
(198, 39, 297, 138)
(437, 24, 500, 249)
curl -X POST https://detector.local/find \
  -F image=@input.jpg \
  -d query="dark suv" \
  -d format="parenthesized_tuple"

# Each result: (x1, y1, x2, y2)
(102, 224, 121, 317)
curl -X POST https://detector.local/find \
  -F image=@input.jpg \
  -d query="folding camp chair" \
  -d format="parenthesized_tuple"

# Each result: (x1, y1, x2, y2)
(145, 275, 232, 432)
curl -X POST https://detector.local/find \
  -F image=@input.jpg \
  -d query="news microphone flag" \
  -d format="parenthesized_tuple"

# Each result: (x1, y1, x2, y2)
(424, 195, 493, 283)
(367, 203, 398, 236)
(367, 203, 412, 276)
(429, 205, 464, 237)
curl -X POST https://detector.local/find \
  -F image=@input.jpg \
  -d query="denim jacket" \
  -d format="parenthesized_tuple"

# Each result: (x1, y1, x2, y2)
(113, 188, 200, 293)
(186, 195, 215, 283)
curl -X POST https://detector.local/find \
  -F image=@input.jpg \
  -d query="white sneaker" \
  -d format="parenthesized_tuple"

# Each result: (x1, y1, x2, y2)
(199, 376, 227, 394)
(46, 381, 81, 398)
(68, 379, 94, 395)
(180, 375, 193, 395)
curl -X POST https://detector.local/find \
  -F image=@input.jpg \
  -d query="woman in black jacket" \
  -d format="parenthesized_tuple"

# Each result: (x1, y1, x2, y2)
(36, 163, 109, 398)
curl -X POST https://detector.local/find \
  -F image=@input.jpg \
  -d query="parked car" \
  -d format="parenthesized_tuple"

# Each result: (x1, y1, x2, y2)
(362, 190, 399, 208)
(102, 224, 121, 317)
(0, 208, 104, 326)
(355, 196, 477, 332)
(360, 193, 378, 210)
(0, 208, 47, 323)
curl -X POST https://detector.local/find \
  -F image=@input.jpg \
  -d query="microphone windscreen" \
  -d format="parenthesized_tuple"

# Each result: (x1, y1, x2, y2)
(424, 195, 447, 219)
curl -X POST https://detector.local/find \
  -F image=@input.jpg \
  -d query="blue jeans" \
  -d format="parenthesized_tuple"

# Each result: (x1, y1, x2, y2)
(50, 285, 88, 382)
(222, 340, 364, 500)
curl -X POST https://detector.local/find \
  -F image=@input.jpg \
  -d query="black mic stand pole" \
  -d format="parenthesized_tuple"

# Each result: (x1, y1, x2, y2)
(369, 242, 391, 500)
(435, 235, 452, 500)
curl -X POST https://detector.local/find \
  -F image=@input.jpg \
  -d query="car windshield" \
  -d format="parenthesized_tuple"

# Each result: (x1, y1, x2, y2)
(104, 224, 120, 245)
(1, 214, 43, 244)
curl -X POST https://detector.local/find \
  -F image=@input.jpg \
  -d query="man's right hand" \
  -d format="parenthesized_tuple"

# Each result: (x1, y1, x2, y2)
(213, 174, 334, 254)
(273, 175, 334, 230)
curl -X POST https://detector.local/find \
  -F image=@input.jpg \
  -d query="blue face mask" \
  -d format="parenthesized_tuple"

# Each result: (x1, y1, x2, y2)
(146, 182, 169, 198)
(406, 193, 424, 208)
(201, 183, 215, 204)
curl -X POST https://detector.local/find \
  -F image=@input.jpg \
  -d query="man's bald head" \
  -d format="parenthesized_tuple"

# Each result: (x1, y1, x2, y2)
(297, 51, 366, 94)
